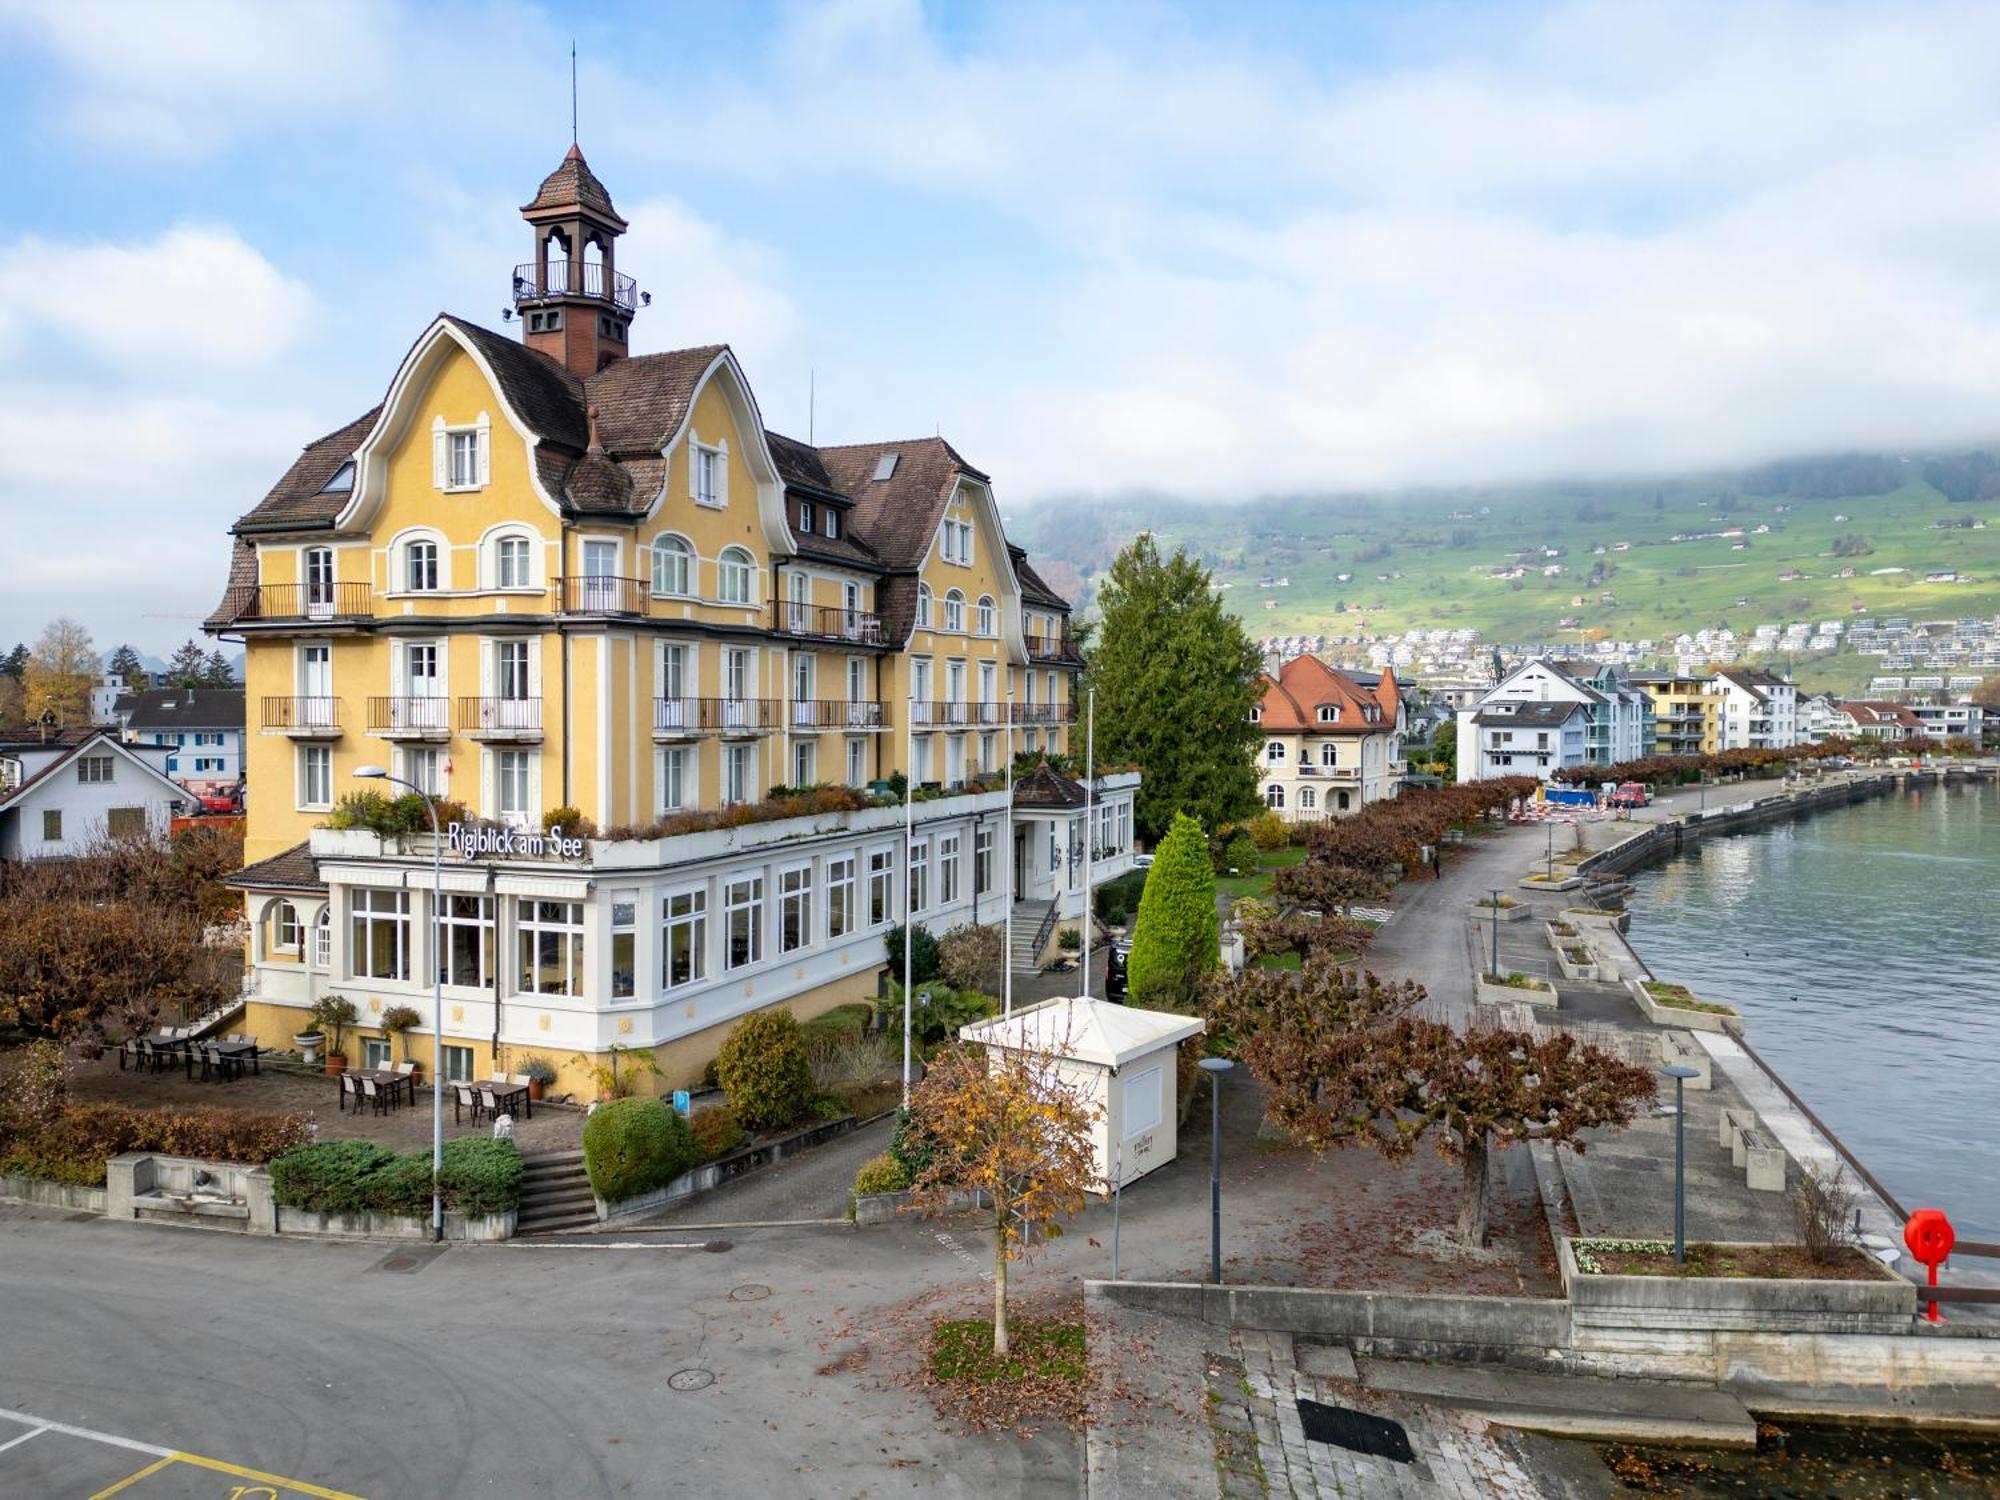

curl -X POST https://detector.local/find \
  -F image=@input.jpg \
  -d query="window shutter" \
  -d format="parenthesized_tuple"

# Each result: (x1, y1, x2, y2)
(475, 412, 492, 485)
(715, 440, 729, 506)
(432, 416, 447, 488)
(687, 440, 699, 500)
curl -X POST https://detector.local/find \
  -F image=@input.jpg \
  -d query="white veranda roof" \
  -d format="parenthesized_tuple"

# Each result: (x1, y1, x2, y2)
(960, 996, 1204, 1070)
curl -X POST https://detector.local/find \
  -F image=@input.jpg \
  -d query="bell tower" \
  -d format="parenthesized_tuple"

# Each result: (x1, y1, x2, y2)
(512, 145, 643, 377)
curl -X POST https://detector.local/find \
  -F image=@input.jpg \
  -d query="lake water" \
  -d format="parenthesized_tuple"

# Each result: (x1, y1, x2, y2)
(1622, 780, 2000, 1240)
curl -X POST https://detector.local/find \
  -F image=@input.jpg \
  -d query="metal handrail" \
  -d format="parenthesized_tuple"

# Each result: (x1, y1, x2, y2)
(770, 602, 886, 646)
(787, 699, 888, 730)
(652, 697, 780, 733)
(1030, 900, 1060, 964)
(458, 696, 543, 733)
(219, 583, 373, 624)
(556, 575, 646, 615)
(261, 696, 341, 731)
(367, 696, 450, 734)
(511, 260, 640, 312)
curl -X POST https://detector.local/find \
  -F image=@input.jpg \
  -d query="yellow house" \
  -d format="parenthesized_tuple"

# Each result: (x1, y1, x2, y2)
(205, 147, 1127, 1098)
(1632, 671, 1720, 756)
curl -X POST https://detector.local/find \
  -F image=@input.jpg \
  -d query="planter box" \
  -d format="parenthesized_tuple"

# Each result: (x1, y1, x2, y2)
(1563, 907, 1630, 934)
(1470, 901, 1530, 924)
(1475, 973, 1558, 1010)
(1560, 1238, 1914, 1334)
(596, 1110, 885, 1223)
(1554, 946, 1601, 982)
(275, 1206, 516, 1242)
(1518, 873, 1582, 892)
(1626, 977, 1736, 1034)
(852, 1186, 989, 1226)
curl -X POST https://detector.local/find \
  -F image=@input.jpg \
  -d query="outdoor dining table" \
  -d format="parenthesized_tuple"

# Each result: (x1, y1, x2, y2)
(137, 1034, 195, 1078)
(478, 1080, 533, 1121)
(201, 1040, 261, 1081)
(347, 1068, 418, 1108)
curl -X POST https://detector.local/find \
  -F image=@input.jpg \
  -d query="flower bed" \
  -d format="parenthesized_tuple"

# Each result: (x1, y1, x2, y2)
(1557, 945, 1600, 981)
(926, 1318, 1089, 1430)
(1627, 977, 1738, 1032)
(1562, 1237, 1913, 1334)
(1474, 971, 1558, 1009)
(1572, 1238, 1887, 1281)
(1470, 896, 1530, 923)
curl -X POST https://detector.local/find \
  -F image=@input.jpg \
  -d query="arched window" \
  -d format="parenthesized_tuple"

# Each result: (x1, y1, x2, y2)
(975, 595, 995, 635)
(717, 546, 754, 605)
(405, 539, 439, 592)
(1265, 783, 1286, 809)
(273, 901, 300, 953)
(1298, 786, 1317, 811)
(1320, 743, 1338, 767)
(944, 589, 965, 633)
(312, 908, 331, 968)
(916, 583, 933, 629)
(494, 533, 532, 590)
(651, 534, 692, 596)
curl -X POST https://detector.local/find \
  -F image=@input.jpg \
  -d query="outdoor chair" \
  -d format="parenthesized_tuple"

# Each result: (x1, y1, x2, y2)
(479, 1087, 501, 1121)
(137, 1039, 157, 1073)
(117, 1038, 139, 1071)
(453, 1083, 482, 1126)
(360, 1077, 385, 1116)
(511, 1074, 531, 1087)
(490, 1070, 510, 1084)
(338, 1074, 356, 1112)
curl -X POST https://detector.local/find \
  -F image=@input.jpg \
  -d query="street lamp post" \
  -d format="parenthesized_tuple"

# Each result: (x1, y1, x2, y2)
(1197, 1057, 1235, 1284)
(1489, 887, 1502, 977)
(1662, 1064, 1701, 1265)
(353, 766, 445, 1244)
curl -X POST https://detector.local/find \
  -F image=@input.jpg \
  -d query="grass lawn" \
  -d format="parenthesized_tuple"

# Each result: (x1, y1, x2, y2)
(1216, 843, 1306, 903)
(930, 1318, 1087, 1385)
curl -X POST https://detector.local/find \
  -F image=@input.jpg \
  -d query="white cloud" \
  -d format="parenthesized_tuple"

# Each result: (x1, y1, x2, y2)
(0, 225, 320, 373)
(617, 197, 801, 384)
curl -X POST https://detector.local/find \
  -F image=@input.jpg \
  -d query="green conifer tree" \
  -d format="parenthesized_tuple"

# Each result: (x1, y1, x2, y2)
(1125, 810, 1220, 1009)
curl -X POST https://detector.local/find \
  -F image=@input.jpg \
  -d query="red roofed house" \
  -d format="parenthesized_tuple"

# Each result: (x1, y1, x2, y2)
(1251, 657, 1405, 821)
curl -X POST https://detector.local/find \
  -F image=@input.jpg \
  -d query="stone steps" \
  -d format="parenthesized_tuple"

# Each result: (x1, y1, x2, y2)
(516, 1149, 594, 1236)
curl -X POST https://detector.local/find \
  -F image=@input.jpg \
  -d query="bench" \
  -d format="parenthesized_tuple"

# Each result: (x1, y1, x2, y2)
(1659, 1031, 1711, 1090)
(1718, 1106, 1785, 1192)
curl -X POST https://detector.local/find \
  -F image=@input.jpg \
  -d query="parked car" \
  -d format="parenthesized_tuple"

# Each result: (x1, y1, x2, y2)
(1104, 940, 1132, 1002)
(198, 785, 244, 815)
(1606, 782, 1651, 809)
(1131, 852, 1155, 870)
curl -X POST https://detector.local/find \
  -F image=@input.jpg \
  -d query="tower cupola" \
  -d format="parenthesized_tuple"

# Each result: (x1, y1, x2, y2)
(512, 144, 644, 376)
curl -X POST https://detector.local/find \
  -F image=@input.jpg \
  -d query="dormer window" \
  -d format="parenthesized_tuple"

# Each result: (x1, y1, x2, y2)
(692, 440, 728, 507)
(940, 519, 975, 566)
(826, 510, 839, 540)
(320, 461, 355, 494)
(798, 501, 814, 534)
(1317, 705, 1341, 723)
(1248, 706, 1262, 723)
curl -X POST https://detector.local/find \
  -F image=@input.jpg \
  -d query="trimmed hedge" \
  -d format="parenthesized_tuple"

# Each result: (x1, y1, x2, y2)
(0, 1103, 313, 1187)
(1128, 810, 1219, 1008)
(687, 1106, 746, 1164)
(267, 1137, 521, 1216)
(852, 1153, 910, 1196)
(884, 922, 941, 984)
(582, 1096, 694, 1203)
(716, 1011, 815, 1132)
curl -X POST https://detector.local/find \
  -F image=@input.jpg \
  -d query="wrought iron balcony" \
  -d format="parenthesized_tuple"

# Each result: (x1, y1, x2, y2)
(788, 699, 888, 731)
(910, 701, 1006, 729)
(459, 697, 543, 740)
(770, 601, 886, 646)
(217, 583, 373, 626)
(652, 697, 779, 737)
(1024, 631, 1086, 665)
(512, 260, 640, 313)
(1013, 701, 1080, 726)
(367, 696, 450, 739)
(262, 696, 342, 736)
(556, 574, 646, 616)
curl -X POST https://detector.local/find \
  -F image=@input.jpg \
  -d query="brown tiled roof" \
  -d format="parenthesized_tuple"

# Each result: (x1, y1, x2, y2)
(230, 407, 381, 533)
(223, 840, 325, 893)
(1012, 551, 1071, 613)
(521, 143, 626, 228)
(563, 449, 633, 512)
(820, 437, 984, 571)
(442, 316, 586, 447)
(766, 430, 846, 499)
(1012, 759, 1087, 810)
(585, 345, 726, 453)
(205, 537, 260, 629)
(1255, 656, 1396, 734)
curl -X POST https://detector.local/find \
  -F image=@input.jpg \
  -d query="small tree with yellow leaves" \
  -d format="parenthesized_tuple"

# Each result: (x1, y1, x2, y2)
(904, 1040, 1099, 1357)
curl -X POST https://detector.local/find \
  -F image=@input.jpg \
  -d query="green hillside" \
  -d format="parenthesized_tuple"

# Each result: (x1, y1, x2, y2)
(1007, 451, 2000, 692)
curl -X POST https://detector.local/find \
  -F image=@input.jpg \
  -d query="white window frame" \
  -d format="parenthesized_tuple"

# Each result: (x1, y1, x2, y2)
(867, 846, 894, 926)
(717, 546, 755, 605)
(494, 532, 533, 591)
(663, 886, 709, 990)
(442, 893, 493, 990)
(515, 897, 584, 997)
(827, 855, 856, 940)
(433, 412, 492, 493)
(691, 438, 729, 508)
(651, 533, 693, 596)
(77, 755, 114, 784)
(610, 891, 639, 1001)
(943, 590, 965, 633)
(916, 584, 933, 629)
(938, 833, 960, 906)
(495, 749, 533, 823)
(846, 737, 866, 788)
(273, 901, 301, 954)
(909, 838, 929, 913)
(778, 863, 812, 955)
(723, 742, 754, 806)
(350, 888, 409, 981)
(724, 874, 764, 970)
(976, 595, 995, 636)
(404, 538, 440, 593)
(658, 744, 691, 813)
(299, 744, 332, 811)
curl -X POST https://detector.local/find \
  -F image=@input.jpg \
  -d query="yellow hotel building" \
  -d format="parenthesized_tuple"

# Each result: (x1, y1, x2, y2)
(206, 148, 1134, 1095)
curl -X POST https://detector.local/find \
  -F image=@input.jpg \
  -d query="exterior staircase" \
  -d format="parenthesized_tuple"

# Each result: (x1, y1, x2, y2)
(1010, 899, 1057, 973)
(514, 1148, 595, 1235)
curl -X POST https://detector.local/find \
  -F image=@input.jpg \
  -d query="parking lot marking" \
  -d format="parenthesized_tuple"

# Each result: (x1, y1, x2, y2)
(0, 1404, 168, 1457)
(0, 1406, 361, 1500)
(0, 1424, 50, 1456)
(161, 1451, 365, 1499)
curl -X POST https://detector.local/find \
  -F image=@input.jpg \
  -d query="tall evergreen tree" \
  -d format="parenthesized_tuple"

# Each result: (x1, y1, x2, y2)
(1089, 535, 1264, 842)
(165, 641, 209, 689)
(105, 644, 149, 690)
(203, 649, 237, 687)
(0, 644, 27, 679)
(1125, 810, 1220, 1009)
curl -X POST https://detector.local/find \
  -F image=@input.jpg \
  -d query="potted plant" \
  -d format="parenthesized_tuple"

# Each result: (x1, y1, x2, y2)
(381, 1004, 422, 1080)
(519, 1055, 559, 1101)
(311, 997, 359, 1077)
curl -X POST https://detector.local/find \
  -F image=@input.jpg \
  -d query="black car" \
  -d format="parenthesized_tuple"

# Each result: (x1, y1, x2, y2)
(1104, 940, 1132, 1002)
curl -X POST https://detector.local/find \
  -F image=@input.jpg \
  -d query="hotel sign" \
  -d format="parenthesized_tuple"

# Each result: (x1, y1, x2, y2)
(446, 823, 588, 862)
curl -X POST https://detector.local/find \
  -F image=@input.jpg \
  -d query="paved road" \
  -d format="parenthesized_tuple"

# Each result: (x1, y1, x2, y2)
(0, 1203, 1078, 1499)
(1365, 821, 1543, 1023)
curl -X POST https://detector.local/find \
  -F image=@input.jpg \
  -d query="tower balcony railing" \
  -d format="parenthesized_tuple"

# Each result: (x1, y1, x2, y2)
(512, 260, 640, 313)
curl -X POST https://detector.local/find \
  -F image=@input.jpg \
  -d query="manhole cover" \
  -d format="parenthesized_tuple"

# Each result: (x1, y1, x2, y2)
(379, 1256, 421, 1273)
(667, 1369, 715, 1392)
(728, 1283, 771, 1302)
(702, 1239, 733, 1253)
(368, 1246, 443, 1275)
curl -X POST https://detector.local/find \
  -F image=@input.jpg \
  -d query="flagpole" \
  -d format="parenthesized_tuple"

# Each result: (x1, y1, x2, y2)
(1003, 690, 1014, 1018)
(902, 692, 915, 1106)
(1081, 687, 1095, 999)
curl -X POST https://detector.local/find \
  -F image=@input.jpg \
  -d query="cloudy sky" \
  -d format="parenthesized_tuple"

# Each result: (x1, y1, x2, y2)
(4, 0, 2000, 648)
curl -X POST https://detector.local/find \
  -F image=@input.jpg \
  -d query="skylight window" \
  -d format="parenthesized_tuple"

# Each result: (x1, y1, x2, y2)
(320, 461, 355, 494)
(873, 453, 899, 482)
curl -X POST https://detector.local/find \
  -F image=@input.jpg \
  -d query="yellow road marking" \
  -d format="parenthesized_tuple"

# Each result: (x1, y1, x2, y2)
(167, 1451, 365, 1500)
(89, 1456, 177, 1498)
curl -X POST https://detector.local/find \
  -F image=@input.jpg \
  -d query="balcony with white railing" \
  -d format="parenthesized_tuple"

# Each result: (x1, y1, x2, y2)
(652, 697, 779, 739)
(459, 697, 543, 742)
(368, 696, 451, 741)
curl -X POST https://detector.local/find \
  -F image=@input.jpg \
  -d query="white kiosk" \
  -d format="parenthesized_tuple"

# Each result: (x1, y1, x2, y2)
(960, 997, 1206, 1193)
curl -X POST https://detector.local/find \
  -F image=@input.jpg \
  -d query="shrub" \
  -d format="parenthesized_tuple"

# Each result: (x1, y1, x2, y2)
(715, 1010, 815, 1132)
(268, 1137, 521, 1216)
(881, 982, 993, 1044)
(799, 1003, 873, 1047)
(309, 996, 358, 1054)
(1057, 927, 1081, 952)
(936, 924, 1005, 994)
(852, 1153, 911, 1196)
(1221, 832, 1259, 876)
(884, 923, 941, 985)
(889, 1107, 935, 1182)
(324, 791, 468, 836)
(1, 1102, 313, 1186)
(517, 1055, 559, 1086)
(1791, 1163, 1858, 1265)
(380, 1004, 422, 1059)
(687, 1106, 746, 1163)
(582, 1096, 694, 1204)
(1247, 810, 1290, 852)
(1128, 811, 1220, 1010)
